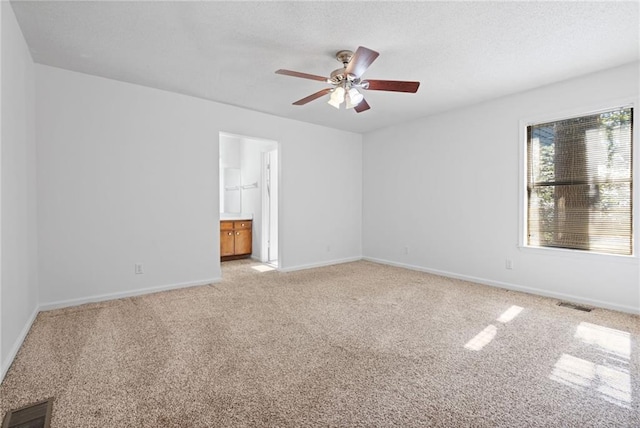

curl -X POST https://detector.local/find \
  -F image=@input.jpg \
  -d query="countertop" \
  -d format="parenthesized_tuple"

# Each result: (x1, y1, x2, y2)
(220, 213, 253, 221)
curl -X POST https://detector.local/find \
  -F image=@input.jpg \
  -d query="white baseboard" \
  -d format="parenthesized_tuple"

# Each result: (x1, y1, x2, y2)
(39, 277, 222, 312)
(1, 305, 39, 383)
(279, 256, 362, 273)
(363, 257, 640, 315)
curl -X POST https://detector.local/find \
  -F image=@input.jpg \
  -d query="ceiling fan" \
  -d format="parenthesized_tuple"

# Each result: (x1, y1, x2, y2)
(275, 46, 420, 113)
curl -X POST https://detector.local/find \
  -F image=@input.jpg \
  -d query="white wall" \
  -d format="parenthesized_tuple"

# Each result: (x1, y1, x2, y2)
(1, 0, 4, 380)
(1, 2, 38, 379)
(363, 62, 640, 313)
(36, 65, 362, 307)
(220, 135, 241, 214)
(219, 134, 242, 170)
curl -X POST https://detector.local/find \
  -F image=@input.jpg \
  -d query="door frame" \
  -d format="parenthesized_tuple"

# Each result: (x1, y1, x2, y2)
(219, 131, 280, 269)
(261, 148, 279, 264)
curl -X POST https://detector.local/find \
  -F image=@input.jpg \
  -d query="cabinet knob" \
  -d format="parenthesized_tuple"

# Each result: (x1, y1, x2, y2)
(236, 232, 240, 235)
(228, 232, 232, 236)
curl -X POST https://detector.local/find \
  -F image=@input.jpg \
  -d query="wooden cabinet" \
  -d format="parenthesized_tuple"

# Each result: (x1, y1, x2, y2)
(220, 220, 252, 260)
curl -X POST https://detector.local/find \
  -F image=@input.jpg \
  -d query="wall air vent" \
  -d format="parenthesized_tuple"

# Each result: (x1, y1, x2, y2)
(2, 398, 53, 428)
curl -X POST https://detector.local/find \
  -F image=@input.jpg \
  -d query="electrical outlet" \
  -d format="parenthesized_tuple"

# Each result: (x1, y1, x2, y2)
(326, 245, 331, 252)
(402, 246, 409, 255)
(135, 263, 144, 274)
(505, 259, 513, 270)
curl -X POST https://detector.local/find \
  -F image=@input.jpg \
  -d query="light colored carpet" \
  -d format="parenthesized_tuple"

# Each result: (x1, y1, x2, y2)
(1, 260, 638, 427)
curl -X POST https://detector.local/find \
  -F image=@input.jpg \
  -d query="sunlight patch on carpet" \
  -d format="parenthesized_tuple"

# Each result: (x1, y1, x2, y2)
(574, 322, 630, 359)
(550, 323, 632, 408)
(496, 305, 524, 323)
(251, 264, 275, 273)
(464, 324, 497, 351)
(550, 353, 631, 408)
(465, 305, 524, 352)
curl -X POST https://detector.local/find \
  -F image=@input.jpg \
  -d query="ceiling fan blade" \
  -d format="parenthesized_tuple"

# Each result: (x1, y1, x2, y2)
(354, 98, 370, 113)
(292, 88, 332, 105)
(364, 80, 420, 93)
(276, 69, 328, 82)
(345, 46, 380, 78)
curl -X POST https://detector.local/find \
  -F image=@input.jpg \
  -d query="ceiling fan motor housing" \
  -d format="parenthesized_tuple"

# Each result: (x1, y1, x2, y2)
(329, 69, 359, 85)
(329, 50, 359, 85)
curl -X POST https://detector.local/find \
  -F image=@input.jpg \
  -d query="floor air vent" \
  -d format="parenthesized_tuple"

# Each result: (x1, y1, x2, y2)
(2, 398, 53, 428)
(557, 301, 592, 312)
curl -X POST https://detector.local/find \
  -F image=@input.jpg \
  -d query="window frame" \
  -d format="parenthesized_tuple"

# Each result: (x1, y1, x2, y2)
(518, 99, 638, 261)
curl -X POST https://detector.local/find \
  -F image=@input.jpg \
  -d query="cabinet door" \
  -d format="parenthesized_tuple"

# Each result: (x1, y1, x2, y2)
(220, 230, 235, 256)
(234, 229, 252, 255)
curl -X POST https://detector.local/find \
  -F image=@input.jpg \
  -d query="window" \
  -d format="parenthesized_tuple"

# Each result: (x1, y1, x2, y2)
(526, 107, 633, 255)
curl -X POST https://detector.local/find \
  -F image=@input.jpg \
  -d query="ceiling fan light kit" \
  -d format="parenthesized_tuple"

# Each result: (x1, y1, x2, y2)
(276, 46, 420, 113)
(327, 86, 345, 108)
(346, 88, 364, 108)
(327, 86, 365, 110)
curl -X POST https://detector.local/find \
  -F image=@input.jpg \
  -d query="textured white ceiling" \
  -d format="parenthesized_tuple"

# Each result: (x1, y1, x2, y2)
(10, 1, 640, 133)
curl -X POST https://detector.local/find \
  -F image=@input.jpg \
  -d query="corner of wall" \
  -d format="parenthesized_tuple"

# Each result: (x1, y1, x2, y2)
(0, 0, 40, 384)
(0, 0, 4, 374)
(0, 305, 38, 383)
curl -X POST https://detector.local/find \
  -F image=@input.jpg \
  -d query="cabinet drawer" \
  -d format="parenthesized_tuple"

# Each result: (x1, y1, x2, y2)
(234, 220, 252, 229)
(220, 221, 234, 230)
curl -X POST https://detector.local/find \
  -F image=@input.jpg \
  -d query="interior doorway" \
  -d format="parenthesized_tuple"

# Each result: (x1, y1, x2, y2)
(219, 132, 278, 268)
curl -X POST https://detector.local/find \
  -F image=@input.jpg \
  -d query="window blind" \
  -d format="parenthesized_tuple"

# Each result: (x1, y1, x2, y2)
(527, 107, 633, 255)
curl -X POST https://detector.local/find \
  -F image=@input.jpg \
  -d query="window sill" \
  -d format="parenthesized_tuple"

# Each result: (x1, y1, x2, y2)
(518, 245, 638, 264)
